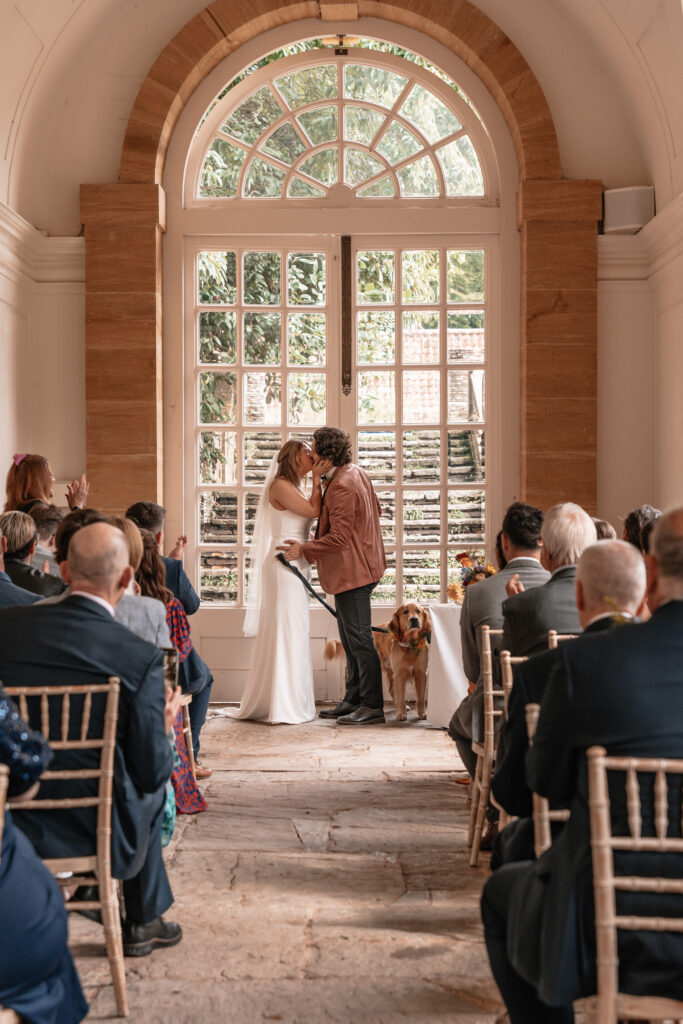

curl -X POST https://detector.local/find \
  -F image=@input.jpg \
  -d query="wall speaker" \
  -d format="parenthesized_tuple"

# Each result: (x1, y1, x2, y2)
(603, 186, 655, 234)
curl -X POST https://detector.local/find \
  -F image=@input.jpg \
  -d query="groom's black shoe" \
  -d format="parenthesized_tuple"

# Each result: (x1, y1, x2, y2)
(337, 705, 385, 725)
(319, 700, 360, 719)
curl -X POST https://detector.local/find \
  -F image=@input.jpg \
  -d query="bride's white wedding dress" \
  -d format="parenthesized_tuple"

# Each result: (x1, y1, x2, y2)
(225, 506, 316, 724)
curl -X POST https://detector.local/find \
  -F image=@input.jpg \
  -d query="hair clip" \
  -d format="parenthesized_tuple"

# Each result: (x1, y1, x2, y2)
(12, 453, 27, 467)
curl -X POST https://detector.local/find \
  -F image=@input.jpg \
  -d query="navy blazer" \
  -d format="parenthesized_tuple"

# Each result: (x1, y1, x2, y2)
(163, 556, 200, 615)
(506, 601, 683, 1006)
(0, 571, 39, 608)
(0, 595, 172, 878)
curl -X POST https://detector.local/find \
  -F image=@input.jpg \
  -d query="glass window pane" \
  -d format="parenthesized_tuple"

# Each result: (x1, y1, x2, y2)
(344, 65, 409, 108)
(436, 136, 484, 196)
(448, 430, 485, 483)
(357, 176, 395, 198)
(198, 251, 236, 304)
(243, 158, 285, 198)
(296, 107, 337, 145)
(344, 148, 385, 187)
(376, 121, 422, 166)
(244, 372, 282, 424)
(288, 313, 326, 365)
(403, 490, 441, 544)
(403, 549, 441, 603)
(357, 311, 395, 363)
(357, 250, 395, 304)
(199, 311, 236, 364)
(288, 373, 326, 425)
(372, 549, 396, 604)
(402, 250, 439, 304)
(199, 431, 237, 485)
(245, 432, 282, 483)
(376, 490, 396, 541)
(243, 312, 281, 365)
(358, 431, 396, 485)
(448, 369, 484, 422)
(403, 431, 440, 484)
(200, 491, 237, 543)
(447, 250, 484, 302)
(223, 87, 283, 144)
(200, 140, 245, 198)
(288, 253, 326, 305)
(200, 551, 237, 605)
(199, 371, 237, 424)
(403, 370, 440, 424)
(448, 490, 485, 545)
(260, 123, 306, 165)
(447, 312, 485, 362)
(298, 149, 338, 186)
(344, 105, 386, 145)
(275, 66, 338, 109)
(243, 252, 280, 305)
(244, 492, 260, 543)
(402, 312, 439, 364)
(287, 177, 326, 198)
(399, 84, 461, 143)
(358, 371, 395, 424)
(397, 155, 439, 197)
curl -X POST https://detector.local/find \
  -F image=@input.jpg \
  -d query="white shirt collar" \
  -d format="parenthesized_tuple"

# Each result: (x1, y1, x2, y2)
(71, 590, 115, 617)
(586, 610, 633, 627)
(507, 556, 542, 566)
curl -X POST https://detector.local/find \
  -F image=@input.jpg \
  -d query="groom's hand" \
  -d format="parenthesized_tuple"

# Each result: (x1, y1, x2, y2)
(276, 539, 303, 561)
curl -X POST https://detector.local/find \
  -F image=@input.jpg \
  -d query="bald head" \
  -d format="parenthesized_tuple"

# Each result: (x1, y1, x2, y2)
(651, 509, 683, 601)
(66, 523, 130, 600)
(576, 541, 646, 623)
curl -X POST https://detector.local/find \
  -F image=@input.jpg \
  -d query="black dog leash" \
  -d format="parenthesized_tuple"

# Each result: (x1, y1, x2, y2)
(276, 553, 388, 633)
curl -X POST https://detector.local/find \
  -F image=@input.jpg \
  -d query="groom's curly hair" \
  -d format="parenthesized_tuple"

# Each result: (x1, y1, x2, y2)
(313, 427, 352, 467)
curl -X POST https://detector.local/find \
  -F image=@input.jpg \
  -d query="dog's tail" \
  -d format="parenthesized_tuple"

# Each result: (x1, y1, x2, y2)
(324, 639, 344, 661)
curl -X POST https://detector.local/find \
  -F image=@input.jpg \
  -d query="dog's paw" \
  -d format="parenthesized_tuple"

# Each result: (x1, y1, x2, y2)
(417, 711, 427, 720)
(396, 711, 408, 722)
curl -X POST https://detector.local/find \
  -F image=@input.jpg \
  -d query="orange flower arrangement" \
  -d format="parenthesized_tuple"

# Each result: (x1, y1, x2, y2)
(447, 551, 497, 604)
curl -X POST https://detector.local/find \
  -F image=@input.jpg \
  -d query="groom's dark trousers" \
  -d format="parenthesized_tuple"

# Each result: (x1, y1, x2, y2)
(335, 582, 383, 710)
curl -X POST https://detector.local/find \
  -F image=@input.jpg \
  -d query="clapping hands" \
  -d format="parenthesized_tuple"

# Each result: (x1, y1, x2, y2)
(505, 573, 526, 598)
(65, 474, 89, 509)
(167, 535, 188, 559)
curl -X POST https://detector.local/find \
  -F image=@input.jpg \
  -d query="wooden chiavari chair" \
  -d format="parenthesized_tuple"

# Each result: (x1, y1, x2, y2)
(499, 649, 528, 715)
(548, 629, 579, 649)
(468, 625, 504, 866)
(578, 746, 683, 1024)
(525, 702, 570, 858)
(6, 680, 128, 1017)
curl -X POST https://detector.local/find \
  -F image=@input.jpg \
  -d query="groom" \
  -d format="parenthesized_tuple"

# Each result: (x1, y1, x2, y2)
(278, 427, 386, 725)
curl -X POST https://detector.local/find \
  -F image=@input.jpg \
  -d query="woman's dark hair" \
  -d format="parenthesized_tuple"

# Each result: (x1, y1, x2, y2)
(640, 517, 659, 555)
(4, 455, 52, 512)
(54, 509, 110, 564)
(312, 427, 352, 467)
(623, 504, 661, 551)
(136, 529, 172, 605)
(501, 502, 543, 552)
(592, 517, 617, 541)
(495, 530, 507, 570)
(275, 440, 305, 487)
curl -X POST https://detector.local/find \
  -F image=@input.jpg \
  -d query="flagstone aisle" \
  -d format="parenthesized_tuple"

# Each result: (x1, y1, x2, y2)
(73, 714, 503, 1022)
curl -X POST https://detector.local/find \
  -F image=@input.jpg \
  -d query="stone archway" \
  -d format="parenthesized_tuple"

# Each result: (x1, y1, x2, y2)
(81, 0, 601, 513)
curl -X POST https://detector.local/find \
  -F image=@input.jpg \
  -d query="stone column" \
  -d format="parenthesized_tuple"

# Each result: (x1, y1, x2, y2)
(518, 179, 603, 512)
(80, 184, 165, 513)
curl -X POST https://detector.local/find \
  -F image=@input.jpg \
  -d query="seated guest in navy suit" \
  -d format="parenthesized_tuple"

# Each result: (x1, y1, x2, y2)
(0, 510, 65, 597)
(126, 501, 213, 772)
(491, 539, 647, 864)
(0, 520, 39, 607)
(482, 508, 683, 1023)
(0, 683, 88, 1024)
(0, 522, 184, 958)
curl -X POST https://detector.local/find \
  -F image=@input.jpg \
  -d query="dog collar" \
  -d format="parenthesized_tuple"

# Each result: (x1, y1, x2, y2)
(394, 635, 428, 652)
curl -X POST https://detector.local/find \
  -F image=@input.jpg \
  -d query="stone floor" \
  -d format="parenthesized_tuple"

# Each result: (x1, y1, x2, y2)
(72, 710, 503, 1023)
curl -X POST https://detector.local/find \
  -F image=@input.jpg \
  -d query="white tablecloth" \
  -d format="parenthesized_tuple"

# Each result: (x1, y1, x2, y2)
(426, 602, 468, 728)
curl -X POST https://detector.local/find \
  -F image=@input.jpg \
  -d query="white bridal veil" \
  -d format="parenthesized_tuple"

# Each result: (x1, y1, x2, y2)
(243, 453, 279, 636)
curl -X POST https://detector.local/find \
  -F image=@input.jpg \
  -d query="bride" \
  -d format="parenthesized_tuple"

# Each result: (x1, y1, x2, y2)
(224, 440, 331, 724)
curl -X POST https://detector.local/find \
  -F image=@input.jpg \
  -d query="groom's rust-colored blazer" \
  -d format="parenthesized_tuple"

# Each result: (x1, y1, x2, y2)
(301, 463, 386, 596)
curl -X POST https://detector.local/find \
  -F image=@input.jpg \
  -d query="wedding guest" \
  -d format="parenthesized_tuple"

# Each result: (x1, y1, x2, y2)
(29, 502, 64, 578)
(494, 530, 507, 570)
(640, 515, 660, 554)
(0, 523, 183, 957)
(500, 502, 596, 659)
(111, 515, 171, 649)
(0, 510, 65, 597)
(0, 684, 89, 1024)
(591, 516, 616, 540)
(4, 452, 88, 513)
(125, 501, 199, 615)
(623, 503, 661, 552)
(0, 520, 39, 607)
(55, 508, 111, 567)
(482, 508, 683, 1023)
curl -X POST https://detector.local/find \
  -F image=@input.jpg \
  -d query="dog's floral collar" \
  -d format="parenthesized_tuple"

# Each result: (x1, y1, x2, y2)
(394, 635, 428, 652)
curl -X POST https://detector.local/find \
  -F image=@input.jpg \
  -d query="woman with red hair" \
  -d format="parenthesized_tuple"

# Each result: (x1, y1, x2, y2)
(5, 453, 88, 513)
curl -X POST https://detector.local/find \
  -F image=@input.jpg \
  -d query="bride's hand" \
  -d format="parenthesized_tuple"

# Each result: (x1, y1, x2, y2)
(313, 458, 333, 479)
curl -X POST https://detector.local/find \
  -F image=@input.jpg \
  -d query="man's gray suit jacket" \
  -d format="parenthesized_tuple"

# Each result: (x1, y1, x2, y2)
(452, 557, 549, 743)
(501, 564, 581, 659)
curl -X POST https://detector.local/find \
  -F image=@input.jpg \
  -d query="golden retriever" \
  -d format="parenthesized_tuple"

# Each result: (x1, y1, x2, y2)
(324, 602, 431, 722)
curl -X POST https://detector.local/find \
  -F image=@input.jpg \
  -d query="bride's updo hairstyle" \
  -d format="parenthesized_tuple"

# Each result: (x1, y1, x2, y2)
(312, 427, 352, 467)
(275, 440, 305, 487)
